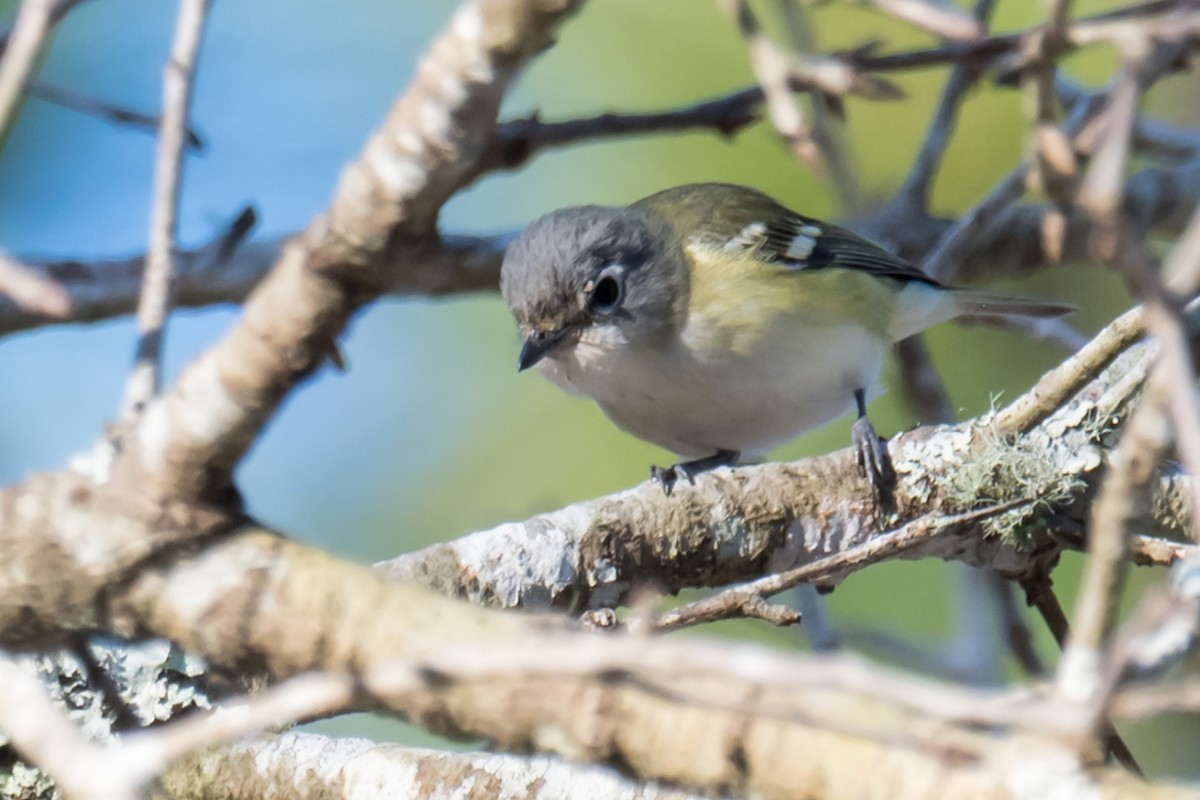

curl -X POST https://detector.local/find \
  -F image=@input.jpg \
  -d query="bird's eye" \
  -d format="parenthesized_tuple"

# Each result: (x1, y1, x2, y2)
(585, 265, 625, 314)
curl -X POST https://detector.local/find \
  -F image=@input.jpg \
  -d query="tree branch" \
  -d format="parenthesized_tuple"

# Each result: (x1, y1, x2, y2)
(108, 0, 583, 504)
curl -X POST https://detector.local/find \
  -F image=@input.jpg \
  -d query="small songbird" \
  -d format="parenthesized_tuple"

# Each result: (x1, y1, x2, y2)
(500, 183, 1073, 493)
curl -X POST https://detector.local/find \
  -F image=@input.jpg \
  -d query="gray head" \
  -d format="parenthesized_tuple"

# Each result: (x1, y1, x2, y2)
(501, 204, 688, 371)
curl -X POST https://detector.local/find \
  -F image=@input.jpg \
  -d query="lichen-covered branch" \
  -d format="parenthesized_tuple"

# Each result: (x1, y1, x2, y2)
(161, 733, 713, 800)
(378, 307, 1186, 613)
(82, 527, 1200, 799)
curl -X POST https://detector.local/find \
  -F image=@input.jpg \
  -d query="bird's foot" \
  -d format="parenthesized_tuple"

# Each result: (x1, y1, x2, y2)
(651, 449, 739, 495)
(851, 415, 896, 502)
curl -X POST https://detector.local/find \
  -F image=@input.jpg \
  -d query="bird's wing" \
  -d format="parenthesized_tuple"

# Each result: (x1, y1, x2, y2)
(705, 212, 941, 287)
(639, 183, 942, 287)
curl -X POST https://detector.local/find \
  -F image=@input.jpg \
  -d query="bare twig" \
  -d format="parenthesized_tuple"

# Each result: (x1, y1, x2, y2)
(28, 81, 205, 150)
(120, 0, 212, 417)
(0, 252, 70, 318)
(890, 0, 994, 459)
(475, 87, 762, 179)
(1129, 533, 1198, 567)
(894, 0, 996, 212)
(778, 0, 862, 211)
(1022, 570, 1143, 774)
(894, 336, 955, 424)
(1077, 59, 1142, 261)
(1022, 0, 1076, 207)
(0, 0, 90, 52)
(1113, 679, 1200, 719)
(992, 571, 1046, 677)
(993, 305, 1144, 434)
(0, 0, 54, 134)
(0, 649, 138, 800)
(0, 646, 357, 800)
(1157, 206, 1200, 540)
(722, 0, 820, 171)
(1058, 382, 1170, 703)
(854, 0, 1199, 74)
(654, 501, 1028, 632)
(920, 164, 1027, 282)
(868, 0, 984, 41)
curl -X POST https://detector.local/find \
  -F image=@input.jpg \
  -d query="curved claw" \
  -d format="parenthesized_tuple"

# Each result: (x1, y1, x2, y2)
(650, 449, 739, 496)
(851, 415, 896, 500)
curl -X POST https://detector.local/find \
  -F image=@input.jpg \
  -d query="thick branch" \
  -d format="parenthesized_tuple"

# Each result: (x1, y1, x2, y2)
(81, 526, 1200, 799)
(161, 733, 712, 800)
(111, 0, 582, 503)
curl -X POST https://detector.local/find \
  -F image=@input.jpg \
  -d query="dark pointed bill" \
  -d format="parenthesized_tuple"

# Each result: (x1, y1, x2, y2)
(518, 327, 571, 371)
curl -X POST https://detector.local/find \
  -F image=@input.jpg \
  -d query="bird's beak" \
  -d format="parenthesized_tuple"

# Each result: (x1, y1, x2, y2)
(518, 327, 572, 371)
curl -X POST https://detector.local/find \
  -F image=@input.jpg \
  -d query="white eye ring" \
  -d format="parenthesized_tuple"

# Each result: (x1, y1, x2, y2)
(583, 264, 625, 315)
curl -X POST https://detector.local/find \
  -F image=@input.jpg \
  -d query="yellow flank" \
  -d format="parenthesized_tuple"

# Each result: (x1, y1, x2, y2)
(683, 241, 896, 355)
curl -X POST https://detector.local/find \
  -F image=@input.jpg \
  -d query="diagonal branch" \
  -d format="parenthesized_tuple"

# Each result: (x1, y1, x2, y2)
(0, 0, 54, 134)
(110, 0, 584, 504)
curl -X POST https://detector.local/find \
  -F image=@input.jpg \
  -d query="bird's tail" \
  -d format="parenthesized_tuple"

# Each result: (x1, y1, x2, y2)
(889, 283, 1076, 341)
(950, 288, 1077, 320)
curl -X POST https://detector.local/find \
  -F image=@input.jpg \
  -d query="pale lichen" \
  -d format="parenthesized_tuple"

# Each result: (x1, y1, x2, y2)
(937, 410, 1110, 548)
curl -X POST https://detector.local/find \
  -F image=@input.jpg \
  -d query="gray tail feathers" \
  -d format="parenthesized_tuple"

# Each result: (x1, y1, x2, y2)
(951, 288, 1076, 319)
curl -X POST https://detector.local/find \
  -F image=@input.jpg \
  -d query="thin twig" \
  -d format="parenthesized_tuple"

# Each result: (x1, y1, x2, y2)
(855, 0, 1198, 74)
(1022, 0, 1076, 204)
(1156, 204, 1200, 540)
(0, 0, 90, 52)
(1019, 569, 1071, 649)
(991, 571, 1046, 677)
(1113, 678, 1200, 719)
(120, 0, 212, 417)
(1129, 533, 1197, 567)
(1021, 570, 1144, 775)
(868, 0, 984, 41)
(895, 0, 996, 211)
(1058, 380, 1171, 703)
(0, 649, 138, 800)
(894, 336, 954, 424)
(477, 87, 763, 179)
(993, 305, 1144, 435)
(722, 0, 820, 171)
(28, 81, 205, 150)
(779, 0, 862, 211)
(0, 251, 70, 318)
(655, 501, 1029, 632)
(891, 0, 995, 441)
(0, 0, 54, 134)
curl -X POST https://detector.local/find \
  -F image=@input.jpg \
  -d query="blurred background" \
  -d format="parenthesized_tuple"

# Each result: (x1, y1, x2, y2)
(1, 0, 1197, 778)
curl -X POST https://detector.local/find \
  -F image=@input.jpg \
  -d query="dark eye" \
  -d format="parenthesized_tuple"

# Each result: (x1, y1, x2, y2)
(586, 265, 625, 314)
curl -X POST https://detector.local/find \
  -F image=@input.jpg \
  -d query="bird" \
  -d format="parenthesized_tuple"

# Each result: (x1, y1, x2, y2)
(500, 182, 1074, 494)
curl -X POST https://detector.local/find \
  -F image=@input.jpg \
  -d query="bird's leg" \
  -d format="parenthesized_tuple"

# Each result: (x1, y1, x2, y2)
(651, 449, 740, 495)
(851, 388, 896, 499)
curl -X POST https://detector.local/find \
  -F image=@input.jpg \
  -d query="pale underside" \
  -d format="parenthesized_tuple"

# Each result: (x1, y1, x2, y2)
(537, 315, 886, 459)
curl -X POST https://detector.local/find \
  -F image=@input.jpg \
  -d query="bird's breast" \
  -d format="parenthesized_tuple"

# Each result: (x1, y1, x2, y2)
(541, 315, 887, 459)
